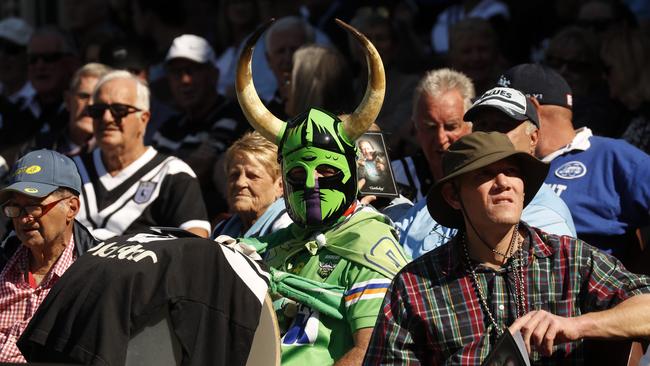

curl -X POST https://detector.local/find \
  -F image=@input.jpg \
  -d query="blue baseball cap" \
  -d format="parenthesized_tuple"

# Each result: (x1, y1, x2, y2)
(0, 150, 82, 203)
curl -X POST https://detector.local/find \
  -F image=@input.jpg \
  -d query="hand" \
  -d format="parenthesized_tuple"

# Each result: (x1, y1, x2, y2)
(508, 310, 581, 356)
(359, 195, 377, 205)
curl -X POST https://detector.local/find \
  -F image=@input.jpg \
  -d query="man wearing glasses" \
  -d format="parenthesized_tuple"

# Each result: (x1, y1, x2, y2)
(73, 70, 210, 240)
(0, 149, 98, 363)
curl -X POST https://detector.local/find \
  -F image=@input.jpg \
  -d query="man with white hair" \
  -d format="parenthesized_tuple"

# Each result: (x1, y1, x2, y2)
(73, 70, 210, 239)
(394, 70, 575, 259)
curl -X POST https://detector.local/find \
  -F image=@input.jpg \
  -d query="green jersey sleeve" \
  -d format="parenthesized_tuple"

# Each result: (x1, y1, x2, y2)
(343, 262, 392, 333)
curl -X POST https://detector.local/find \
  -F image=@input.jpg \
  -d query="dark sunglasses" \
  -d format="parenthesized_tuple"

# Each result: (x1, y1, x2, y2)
(28, 52, 65, 64)
(87, 103, 142, 120)
(3, 196, 71, 218)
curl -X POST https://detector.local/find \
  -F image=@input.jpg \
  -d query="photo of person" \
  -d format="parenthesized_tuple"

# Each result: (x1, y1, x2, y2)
(356, 132, 398, 197)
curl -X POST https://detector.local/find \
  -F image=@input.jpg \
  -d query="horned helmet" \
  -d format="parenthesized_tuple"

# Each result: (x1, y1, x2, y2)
(235, 19, 385, 229)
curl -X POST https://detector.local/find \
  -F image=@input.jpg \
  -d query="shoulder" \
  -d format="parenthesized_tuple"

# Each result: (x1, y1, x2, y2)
(396, 241, 455, 284)
(588, 136, 649, 158)
(155, 153, 199, 178)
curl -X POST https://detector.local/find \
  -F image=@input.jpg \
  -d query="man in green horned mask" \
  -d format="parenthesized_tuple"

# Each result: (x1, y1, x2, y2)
(234, 20, 409, 365)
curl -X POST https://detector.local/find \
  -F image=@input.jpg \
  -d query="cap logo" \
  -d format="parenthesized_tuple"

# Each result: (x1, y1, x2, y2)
(24, 187, 38, 193)
(497, 75, 511, 87)
(566, 94, 573, 107)
(12, 165, 41, 176)
(474, 88, 527, 114)
(555, 161, 586, 180)
(25, 165, 41, 174)
(134, 181, 157, 204)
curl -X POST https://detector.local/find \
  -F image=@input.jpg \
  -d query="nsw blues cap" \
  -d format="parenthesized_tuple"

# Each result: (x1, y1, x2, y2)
(464, 87, 540, 128)
(0, 149, 82, 203)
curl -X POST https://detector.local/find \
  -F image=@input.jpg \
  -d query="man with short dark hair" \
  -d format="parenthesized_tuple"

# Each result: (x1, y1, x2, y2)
(153, 34, 248, 220)
(364, 132, 650, 365)
(0, 149, 98, 363)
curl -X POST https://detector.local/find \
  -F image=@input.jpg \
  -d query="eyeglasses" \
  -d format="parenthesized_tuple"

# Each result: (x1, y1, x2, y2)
(87, 103, 142, 120)
(27, 52, 65, 64)
(3, 196, 71, 218)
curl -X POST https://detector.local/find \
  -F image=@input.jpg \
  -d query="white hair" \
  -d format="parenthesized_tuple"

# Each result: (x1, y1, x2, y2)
(412, 68, 476, 125)
(264, 16, 316, 51)
(92, 70, 150, 111)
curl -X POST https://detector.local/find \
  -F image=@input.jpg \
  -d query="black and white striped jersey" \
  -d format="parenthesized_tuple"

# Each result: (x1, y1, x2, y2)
(73, 147, 211, 240)
(18, 229, 270, 365)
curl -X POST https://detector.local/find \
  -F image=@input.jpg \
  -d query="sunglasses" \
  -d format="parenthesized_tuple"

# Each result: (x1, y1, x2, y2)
(3, 196, 71, 218)
(87, 103, 142, 120)
(28, 52, 65, 64)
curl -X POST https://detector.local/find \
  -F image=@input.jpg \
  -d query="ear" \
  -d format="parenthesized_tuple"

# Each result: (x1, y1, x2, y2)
(529, 127, 539, 154)
(66, 196, 80, 222)
(274, 177, 284, 198)
(139, 110, 151, 127)
(441, 182, 462, 210)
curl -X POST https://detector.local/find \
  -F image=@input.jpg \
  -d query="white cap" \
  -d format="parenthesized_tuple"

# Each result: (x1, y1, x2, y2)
(165, 34, 217, 66)
(0, 17, 33, 46)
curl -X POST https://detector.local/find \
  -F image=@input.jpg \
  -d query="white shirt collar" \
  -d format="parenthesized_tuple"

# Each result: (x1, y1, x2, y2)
(541, 127, 593, 162)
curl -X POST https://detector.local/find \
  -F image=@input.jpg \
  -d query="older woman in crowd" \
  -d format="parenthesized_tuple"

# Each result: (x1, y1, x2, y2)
(212, 131, 292, 238)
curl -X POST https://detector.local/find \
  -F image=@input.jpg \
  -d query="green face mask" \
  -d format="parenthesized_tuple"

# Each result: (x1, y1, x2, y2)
(280, 108, 358, 228)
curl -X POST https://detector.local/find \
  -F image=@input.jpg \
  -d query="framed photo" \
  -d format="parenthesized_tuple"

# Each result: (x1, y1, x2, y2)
(356, 132, 399, 197)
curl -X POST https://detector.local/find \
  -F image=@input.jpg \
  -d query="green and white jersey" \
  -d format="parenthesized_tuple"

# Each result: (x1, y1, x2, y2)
(271, 248, 389, 365)
(253, 206, 408, 366)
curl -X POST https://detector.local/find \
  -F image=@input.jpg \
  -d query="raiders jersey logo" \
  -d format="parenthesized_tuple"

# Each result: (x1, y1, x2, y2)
(134, 181, 157, 204)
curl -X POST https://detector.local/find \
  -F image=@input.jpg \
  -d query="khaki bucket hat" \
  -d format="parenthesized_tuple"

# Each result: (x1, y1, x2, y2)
(426, 132, 549, 228)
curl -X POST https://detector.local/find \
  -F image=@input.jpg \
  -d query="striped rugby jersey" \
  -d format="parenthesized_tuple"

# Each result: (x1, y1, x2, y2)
(73, 147, 210, 240)
(364, 223, 650, 365)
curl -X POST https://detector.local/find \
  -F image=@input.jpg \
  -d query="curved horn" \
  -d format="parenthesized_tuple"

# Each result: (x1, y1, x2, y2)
(235, 19, 285, 144)
(336, 19, 386, 141)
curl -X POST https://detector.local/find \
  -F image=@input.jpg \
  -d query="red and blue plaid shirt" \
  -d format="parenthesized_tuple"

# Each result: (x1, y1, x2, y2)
(0, 235, 76, 363)
(363, 223, 650, 365)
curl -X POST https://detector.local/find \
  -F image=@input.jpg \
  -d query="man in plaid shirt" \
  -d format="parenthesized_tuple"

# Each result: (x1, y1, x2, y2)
(364, 132, 650, 365)
(0, 149, 97, 362)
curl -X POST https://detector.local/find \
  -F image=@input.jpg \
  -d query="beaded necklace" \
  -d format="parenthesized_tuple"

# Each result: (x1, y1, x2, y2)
(462, 224, 527, 336)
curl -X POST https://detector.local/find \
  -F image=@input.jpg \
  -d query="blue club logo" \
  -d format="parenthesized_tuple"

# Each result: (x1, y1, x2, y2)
(555, 161, 587, 179)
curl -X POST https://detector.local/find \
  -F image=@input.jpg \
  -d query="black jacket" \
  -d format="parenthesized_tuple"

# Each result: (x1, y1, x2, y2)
(0, 220, 98, 272)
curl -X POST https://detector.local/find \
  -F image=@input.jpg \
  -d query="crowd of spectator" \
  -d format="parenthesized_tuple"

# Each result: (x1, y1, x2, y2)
(1, 0, 650, 364)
